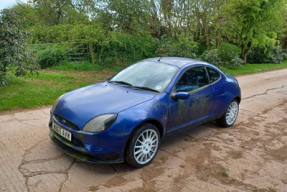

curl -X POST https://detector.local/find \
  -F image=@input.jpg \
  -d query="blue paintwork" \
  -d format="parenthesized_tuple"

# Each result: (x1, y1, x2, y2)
(49, 57, 241, 163)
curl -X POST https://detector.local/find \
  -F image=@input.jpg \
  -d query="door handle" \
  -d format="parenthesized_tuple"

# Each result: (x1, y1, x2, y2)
(205, 95, 210, 98)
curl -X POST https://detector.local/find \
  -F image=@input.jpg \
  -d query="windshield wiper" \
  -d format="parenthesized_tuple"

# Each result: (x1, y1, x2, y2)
(109, 81, 160, 93)
(109, 80, 132, 86)
(132, 86, 160, 93)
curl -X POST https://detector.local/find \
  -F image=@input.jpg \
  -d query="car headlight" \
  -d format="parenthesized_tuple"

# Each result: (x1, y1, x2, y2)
(82, 114, 118, 133)
(51, 95, 63, 114)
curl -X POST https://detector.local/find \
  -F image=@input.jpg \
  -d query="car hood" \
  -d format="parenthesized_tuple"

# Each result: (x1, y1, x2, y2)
(54, 81, 155, 129)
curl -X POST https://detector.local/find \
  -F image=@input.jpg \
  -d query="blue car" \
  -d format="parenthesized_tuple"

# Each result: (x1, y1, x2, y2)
(49, 57, 241, 168)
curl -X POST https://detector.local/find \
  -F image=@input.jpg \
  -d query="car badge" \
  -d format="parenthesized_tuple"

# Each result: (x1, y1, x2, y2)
(62, 119, 67, 123)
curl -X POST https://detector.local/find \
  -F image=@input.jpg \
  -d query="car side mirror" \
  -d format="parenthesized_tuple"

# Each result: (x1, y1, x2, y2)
(173, 92, 190, 100)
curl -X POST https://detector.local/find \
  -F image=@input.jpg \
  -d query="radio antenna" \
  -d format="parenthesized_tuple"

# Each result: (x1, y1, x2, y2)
(158, 57, 162, 62)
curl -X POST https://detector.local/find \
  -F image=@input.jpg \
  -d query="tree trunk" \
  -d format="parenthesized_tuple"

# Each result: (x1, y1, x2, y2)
(241, 41, 252, 64)
(216, 29, 221, 49)
(202, 17, 210, 51)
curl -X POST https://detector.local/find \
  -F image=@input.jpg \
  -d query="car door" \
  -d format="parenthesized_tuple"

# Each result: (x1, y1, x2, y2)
(167, 66, 214, 132)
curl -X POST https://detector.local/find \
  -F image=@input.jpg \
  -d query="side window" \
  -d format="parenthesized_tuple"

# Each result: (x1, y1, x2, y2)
(207, 68, 220, 83)
(175, 66, 209, 92)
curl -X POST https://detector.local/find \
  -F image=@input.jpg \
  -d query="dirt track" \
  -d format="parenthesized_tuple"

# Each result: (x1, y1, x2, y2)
(0, 69, 287, 192)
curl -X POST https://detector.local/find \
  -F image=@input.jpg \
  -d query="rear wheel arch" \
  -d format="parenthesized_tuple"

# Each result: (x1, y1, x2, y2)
(234, 96, 241, 104)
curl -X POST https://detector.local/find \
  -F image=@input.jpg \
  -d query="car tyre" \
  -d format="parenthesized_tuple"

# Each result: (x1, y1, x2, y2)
(125, 123, 160, 168)
(216, 99, 239, 127)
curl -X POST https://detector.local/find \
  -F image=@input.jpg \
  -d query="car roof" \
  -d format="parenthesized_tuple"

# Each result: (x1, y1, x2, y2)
(143, 57, 205, 68)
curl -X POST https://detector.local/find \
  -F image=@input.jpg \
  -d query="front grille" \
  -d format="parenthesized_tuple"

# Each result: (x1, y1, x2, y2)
(54, 114, 79, 130)
(52, 130, 85, 148)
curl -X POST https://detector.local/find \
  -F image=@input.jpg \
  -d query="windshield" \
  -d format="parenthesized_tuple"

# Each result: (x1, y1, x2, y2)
(109, 61, 179, 92)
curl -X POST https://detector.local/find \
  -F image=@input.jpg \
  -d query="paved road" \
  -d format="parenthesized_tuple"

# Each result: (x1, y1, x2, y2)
(0, 69, 287, 192)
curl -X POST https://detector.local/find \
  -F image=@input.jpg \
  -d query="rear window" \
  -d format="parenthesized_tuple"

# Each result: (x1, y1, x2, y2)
(207, 68, 220, 83)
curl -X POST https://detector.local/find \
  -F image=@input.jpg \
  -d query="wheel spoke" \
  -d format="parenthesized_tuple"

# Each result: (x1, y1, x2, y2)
(141, 133, 145, 141)
(135, 149, 143, 155)
(136, 153, 143, 161)
(137, 140, 144, 145)
(148, 131, 152, 139)
(140, 153, 145, 162)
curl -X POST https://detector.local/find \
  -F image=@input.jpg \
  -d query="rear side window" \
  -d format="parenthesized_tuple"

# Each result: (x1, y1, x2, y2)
(207, 68, 220, 83)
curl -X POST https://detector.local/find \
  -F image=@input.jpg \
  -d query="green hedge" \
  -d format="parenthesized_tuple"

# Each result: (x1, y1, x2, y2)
(37, 49, 67, 68)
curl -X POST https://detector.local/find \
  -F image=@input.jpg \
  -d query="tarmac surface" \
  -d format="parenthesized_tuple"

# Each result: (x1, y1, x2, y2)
(0, 69, 287, 192)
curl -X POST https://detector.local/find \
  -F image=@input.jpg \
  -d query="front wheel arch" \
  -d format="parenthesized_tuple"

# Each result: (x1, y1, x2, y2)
(125, 123, 160, 168)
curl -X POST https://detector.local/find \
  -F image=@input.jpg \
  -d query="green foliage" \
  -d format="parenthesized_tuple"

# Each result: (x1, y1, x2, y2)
(230, 56, 244, 67)
(9, 0, 287, 68)
(247, 46, 283, 64)
(156, 35, 198, 58)
(219, 43, 241, 58)
(0, 9, 40, 85)
(281, 49, 287, 60)
(94, 31, 158, 67)
(271, 47, 283, 64)
(226, 0, 287, 62)
(197, 43, 208, 56)
(200, 48, 243, 68)
(218, 43, 242, 67)
(36, 49, 67, 68)
(247, 47, 273, 63)
(26, 24, 158, 67)
(27, 24, 105, 44)
(200, 49, 221, 66)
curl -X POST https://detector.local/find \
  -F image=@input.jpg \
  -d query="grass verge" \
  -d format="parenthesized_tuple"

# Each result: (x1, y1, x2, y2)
(0, 60, 287, 112)
(221, 60, 287, 76)
(50, 61, 121, 72)
(0, 70, 113, 112)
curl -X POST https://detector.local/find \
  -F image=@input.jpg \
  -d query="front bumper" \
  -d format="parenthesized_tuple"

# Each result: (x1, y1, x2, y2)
(49, 114, 128, 163)
(50, 132, 123, 163)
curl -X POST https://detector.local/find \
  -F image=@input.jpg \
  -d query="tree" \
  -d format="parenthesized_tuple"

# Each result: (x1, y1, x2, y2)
(226, 0, 287, 63)
(0, 9, 39, 85)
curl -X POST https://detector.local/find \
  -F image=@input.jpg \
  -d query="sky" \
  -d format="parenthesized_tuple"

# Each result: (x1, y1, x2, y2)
(0, 0, 28, 10)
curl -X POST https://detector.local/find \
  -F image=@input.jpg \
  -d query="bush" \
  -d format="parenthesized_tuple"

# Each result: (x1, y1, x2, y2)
(200, 48, 243, 68)
(0, 9, 39, 85)
(200, 49, 221, 67)
(270, 47, 282, 64)
(156, 34, 198, 59)
(27, 24, 105, 44)
(247, 46, 285, 64)
(247, 47, 273, 63)
(94, 31, 158, 67)
(37, 49, 67, 68)
(197, 43, 207, 56)
(281, 49, 287, 60)
(219, 43, 241, 61)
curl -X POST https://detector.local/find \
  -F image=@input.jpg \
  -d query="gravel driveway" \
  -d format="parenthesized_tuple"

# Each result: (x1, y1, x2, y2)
(0, 69, 287, 192)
